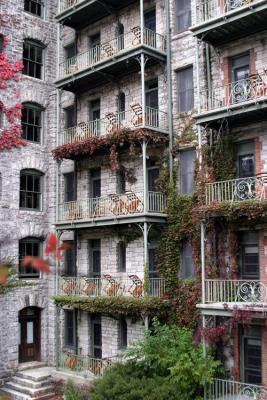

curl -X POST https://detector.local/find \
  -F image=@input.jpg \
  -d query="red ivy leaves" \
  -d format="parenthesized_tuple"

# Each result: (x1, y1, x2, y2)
(52, 128, 168, 172)
(22, 256, 50, 273)
(0, 52, 23, 88)
(0, 124, 26, 150)
(0, 103, 22, 123)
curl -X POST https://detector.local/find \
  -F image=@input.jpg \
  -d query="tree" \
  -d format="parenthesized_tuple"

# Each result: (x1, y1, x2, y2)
(90, 320, 220, 400)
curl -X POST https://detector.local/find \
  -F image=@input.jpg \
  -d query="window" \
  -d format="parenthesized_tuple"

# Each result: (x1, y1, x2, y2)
(24, 0, 43, 17)
(0, 35, 4, 52)
(176, 0, 191, 33)
(239, 232, 259, 280)
(181, 241, 196, 279)
(118, 241, 126, 272)
(176, 67, 194, 112)
(23, 40, 44, 79)
(21, 103, 42, 143)
(231, 53, 250, 82)
(89, 239, 101, 277)
(19, 237, 41, 278)
(20, 170, 42, 210)
(64, 106, 76, 129)
(64, 172, 76, 202)
(236, 141, 255, 178)
(116, 167, 126, 194)
(147, 160, 159, 192)
(91, 315, 102, 358)
(64, 43, 76, 60)
(118, 92, 125, 120)
(241, 326, 262, 385)
(89, 99, 100, 135)
(145, 80, 158, 109)
(144, 8, 156, 31)
(180, 149, 196, 194)
(117, 23, 124, 51)
(118, 317, 127, 349)
(64, 241, 75, 276)
(90, 168, 101, 198)
(90, 33, 101, 49)
(64, 310, 76, 348)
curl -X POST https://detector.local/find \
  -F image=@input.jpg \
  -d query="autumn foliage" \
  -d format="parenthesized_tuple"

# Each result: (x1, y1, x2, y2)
(0, 33, 26, 150)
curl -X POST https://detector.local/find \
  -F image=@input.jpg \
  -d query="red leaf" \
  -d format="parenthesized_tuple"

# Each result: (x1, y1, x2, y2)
(59, 242, 73, 251)
(22, 256, 50, 273)
(44, 233, 58, 255)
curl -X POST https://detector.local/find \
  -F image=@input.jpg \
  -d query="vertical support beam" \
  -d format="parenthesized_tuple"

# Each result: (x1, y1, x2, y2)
(143, 221, 148, 267)
(56, 23, 61, 81)
(140, 0, 144, 44)
(165, 0, 173, 177)
(55, 305, 60, 369)
(55, 229, 61, 296)
(201, 222, 206, 304)
(140, 53, 146, 127)
(195, 38, 202, 167)
(142, 139, 147, 212)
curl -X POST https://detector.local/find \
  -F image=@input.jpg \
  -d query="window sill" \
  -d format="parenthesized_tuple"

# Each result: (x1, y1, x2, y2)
(171, 30, 192, 41)
(19, 209, 45, 216)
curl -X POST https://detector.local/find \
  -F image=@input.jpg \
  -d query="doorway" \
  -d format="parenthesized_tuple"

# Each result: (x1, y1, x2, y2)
(19, 307, 41, 363)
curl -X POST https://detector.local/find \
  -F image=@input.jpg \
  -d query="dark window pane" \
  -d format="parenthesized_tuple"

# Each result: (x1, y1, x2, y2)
(65, 106, 76, 129)
(176, 67, 194, 112)
(24, 0, 43, 16)
(19, 238, 41, 277)
(118, 242, 126, 272)
(176, 0, 191, 33)
(181, 241, 196, 279)
(180, 150, 196, 194)
(23, 40, 43, 79)
(64, 172, 76, 202)
(119, 318, 127, 349)
(20, 171, 42, 210)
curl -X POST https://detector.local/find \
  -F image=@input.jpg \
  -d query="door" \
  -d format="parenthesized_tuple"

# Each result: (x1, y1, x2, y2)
(89, 99, 100, 135)
(90, 239, 101, 278)
(92, 316, 102, 358)
(147, 161, 160, 211)
(19, 307, 40, 363)
(241, 326, 262, 385)
(117, 23, 124, 51)
(144, 9, 156, 31)
(145, 81, 158, 127)
(231, 53, 250, 103)
(239, 232, 259, 280)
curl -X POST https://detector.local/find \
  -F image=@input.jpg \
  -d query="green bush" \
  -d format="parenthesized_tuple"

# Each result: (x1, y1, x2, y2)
(90, 320, 220, 400)
(64, 380, 90, 400)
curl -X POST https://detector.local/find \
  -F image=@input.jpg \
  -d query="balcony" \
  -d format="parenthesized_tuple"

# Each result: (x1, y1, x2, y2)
(56, 26, 166, 93)
(206, 378, 267, 399)
(59, 108, 168, 146)
(57, 191, 167, 228)
(192, 0, 267, 45)
(56, 0, 137, 29)
(197, 72, 267, 127)
(56, 28, 166, 92)
(205, 176, 267, 205)
(58, 276, 166, 298)
(58, 350, 122, 377)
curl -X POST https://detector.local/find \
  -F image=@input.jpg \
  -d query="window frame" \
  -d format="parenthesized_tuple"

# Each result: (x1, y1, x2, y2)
(24, 0, 44, 18)
(118, 317, 128, 350)
(180, 149, 196, 194)
(19, 169, 43, 211)
(23, 39, 44, 80)
(64, 309, 77, 350)
(117, 241, 127, 272)
(64, 172, 76, 203)
(175, 0, 192, 34)
(21, 103, 43, 144)
(19, 237, 42, 278)
(176, 66, 194, 112)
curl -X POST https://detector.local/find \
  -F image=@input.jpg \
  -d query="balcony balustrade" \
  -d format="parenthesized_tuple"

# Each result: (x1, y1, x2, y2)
(58, 28, 166, 80)
(206, 378, 267, 399)
(58, 191, 167, 223)
(58, 350, 122, 377)
(205, 279, 267, 304)
(58, 0, 80, 13)
(196, 0, 261, 24)
(200, 72, 267, 114)
(58, 276, 166, 298)
(205, 176, 267, 205)
(59, 107, 168, 146)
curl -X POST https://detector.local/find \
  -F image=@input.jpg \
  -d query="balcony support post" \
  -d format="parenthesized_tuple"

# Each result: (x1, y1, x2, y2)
(201, 222, 206, 304)
(142, 138, 148, 212)
(140, 52, 146, 127)
(205, 43, 212, 108)
(140, 0, 144, 45)
(55, 305, 61, 369)
(165, 0, 173, 176)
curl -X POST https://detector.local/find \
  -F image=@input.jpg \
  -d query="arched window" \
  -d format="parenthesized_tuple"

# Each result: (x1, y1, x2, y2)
(22, 103, 43, 143)
(23, 39, 44, 79)
(20, 169, 43, 210)
(24, 0, 43, 17)
(19, 237, 42, 278)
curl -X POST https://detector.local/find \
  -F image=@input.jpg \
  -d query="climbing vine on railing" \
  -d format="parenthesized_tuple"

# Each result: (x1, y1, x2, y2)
(0, 30, 25, 150)
(53, 128, 168, 173)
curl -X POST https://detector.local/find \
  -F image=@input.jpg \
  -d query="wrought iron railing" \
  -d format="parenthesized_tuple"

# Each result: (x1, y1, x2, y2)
(58, 276, 166, 298)
(205, 279, 267, 304)
(58, 351, 121, 377)
(206, 378, 267, 399)
(59, 108, 168, 145)
(200, 72, 267, 113)
(205, 176, 267, 205)
(196, 0, 261, 24)
(58, 28, 166, 79)
(58, 191, 167, 222)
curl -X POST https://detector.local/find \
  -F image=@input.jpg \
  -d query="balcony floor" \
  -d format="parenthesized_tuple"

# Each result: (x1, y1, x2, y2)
(196, 99, 267, 128)
(191, 0, 267, 46)
(55, 46, 166, 94)
(56, 212, 167, 230)
(197, 302, 267, 316)
(56, 0, 138, 29)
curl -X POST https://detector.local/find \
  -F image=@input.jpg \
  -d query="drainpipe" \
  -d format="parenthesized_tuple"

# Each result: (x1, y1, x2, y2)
(200, 222, 207, 359)
(165, 0, 173, 177)
(143, 221, 148, 273)
(195, 38, 202, 166)
(140, 53, 146, 128)
(55, 305, 60, 369)
(142, 139, 147, 212)
(140, 0, 144, 44)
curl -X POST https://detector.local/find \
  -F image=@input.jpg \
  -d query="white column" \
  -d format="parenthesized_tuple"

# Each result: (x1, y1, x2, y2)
(142, 139, 147, 212)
